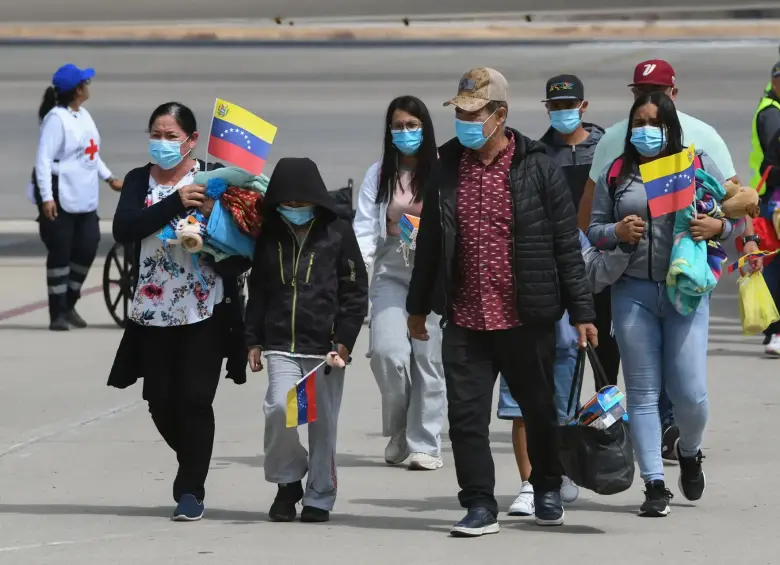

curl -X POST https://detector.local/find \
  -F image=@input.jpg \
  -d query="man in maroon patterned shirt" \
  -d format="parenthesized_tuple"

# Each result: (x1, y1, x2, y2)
(407, 68, 597, 537)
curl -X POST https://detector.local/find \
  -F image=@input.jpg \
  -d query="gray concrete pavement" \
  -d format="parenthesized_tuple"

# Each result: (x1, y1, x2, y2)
(0, 43, 778, 563)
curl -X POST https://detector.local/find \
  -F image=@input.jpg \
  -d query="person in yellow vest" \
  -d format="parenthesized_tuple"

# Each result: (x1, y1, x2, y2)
(749, 61, 780, 355)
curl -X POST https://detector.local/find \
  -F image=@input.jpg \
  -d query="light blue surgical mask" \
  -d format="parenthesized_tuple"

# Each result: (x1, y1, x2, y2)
(549, 108, 582, 135)
(148, 137, 191, 170)
(630, 126, 665, 158)
(391, 129, 423, 156)
(278, 204, 315, 226)
(455, 110, 498, 150)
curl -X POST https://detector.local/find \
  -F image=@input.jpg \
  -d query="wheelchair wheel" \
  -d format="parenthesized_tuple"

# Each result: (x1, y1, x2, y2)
(103, 242, 136, 328)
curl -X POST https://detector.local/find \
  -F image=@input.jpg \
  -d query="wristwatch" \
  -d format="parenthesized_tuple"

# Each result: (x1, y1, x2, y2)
(742, 234, 761, 247)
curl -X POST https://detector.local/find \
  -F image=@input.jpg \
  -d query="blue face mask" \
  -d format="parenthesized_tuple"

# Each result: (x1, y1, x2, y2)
(278, 204, 315, 226)
(391, 129, 423, 156)
(549, 108, 582, 135)
(149, 138, 190, 170)
(630, 126, 665, 158)
(455, 110, 498, 150)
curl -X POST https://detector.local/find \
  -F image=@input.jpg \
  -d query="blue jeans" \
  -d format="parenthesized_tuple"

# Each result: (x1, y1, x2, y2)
(611, 277, 709, 483)
(497, 354, 578, 423)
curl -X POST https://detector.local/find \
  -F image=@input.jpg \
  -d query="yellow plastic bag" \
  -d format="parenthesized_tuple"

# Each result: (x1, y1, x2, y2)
(738, 271, 780, 335)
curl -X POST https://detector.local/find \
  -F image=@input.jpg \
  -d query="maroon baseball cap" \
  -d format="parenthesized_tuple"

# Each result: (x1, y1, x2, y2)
(628, 59, 676, 87)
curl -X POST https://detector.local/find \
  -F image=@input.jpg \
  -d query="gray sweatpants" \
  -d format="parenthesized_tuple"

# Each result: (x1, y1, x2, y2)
(263, 354, 345, 511)
(368, 237, 446, 455)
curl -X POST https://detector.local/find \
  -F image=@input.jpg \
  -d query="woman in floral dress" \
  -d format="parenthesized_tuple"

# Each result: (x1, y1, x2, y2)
(108, 102, 250, 522)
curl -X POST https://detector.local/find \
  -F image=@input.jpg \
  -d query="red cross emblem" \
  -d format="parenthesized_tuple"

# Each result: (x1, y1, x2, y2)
(84, 139, 99, 160)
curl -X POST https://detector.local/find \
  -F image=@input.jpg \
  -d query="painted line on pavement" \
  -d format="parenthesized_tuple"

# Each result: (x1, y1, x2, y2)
(0, 286, 102, 322)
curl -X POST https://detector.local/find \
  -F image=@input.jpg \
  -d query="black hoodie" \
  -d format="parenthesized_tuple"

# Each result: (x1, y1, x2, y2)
(245, 157, 369, 356)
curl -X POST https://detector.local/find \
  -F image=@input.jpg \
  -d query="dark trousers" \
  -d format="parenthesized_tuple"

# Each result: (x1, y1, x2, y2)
(763, 256, 780, 336)
(38, 210, 100, 321)
(442, 323, 562, 517)
(140, 308, 226, 503)
(593, 288, 621, 387)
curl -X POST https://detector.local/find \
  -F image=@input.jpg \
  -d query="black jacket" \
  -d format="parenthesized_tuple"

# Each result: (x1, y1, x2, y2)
(244, 157, 368, 356)
(406, 129, 595, 326)
(107, 160, 251, 389)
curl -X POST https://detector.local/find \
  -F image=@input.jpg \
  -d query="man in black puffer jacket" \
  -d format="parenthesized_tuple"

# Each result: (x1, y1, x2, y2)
(406, 67, 597, 536)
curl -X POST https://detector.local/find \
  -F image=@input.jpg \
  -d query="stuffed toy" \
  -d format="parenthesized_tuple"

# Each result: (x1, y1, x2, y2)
(166, 215, 205, 252)
(721, 179, 760, 219)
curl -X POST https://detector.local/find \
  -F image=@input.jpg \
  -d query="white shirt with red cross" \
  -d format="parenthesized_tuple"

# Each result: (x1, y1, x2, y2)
(35, 105, 112, 213)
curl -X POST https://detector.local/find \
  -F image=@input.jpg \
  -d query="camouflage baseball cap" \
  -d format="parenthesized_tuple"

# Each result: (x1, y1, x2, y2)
(444, 67, 509, 112)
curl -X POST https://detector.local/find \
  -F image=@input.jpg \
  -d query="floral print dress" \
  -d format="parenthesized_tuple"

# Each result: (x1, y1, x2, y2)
(129, 166, 224, 327)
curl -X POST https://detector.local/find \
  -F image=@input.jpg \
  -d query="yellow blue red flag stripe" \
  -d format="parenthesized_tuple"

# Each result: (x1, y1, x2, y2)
(207, 98, 278, 175)
(286, 361, 326, 428)
(639, 144, 697, 218)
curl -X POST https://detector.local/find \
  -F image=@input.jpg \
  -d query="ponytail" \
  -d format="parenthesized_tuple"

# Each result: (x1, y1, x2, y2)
(38, 86, 57, 123)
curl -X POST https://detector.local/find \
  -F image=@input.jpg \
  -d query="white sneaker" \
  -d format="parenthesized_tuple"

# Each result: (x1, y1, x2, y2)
(766, 334, 780, 357)
(408, 452, 443, 470)
(384, 432, 410, 465)
(560, 476, 580, 504)
(507, 481, 535, 516)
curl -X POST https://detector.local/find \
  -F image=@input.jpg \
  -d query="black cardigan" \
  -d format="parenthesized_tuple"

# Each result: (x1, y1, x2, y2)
(107, 161, 250, 389)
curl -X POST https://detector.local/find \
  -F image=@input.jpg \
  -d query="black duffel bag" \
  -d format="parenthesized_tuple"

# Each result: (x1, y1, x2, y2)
(558, 344, 635, 495)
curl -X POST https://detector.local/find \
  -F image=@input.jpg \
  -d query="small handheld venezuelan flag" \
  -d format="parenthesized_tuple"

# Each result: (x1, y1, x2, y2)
(285, 361, 326, 428)
(640, 144, 697, 218)
(726, 250, 779, 275)
(208, 98, 278, 176)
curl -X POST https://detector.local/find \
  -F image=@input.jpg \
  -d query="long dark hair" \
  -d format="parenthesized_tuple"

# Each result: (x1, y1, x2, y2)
(38, 85, 81, 123)
(376, 95, 437, 204)
(618, 92, 684, 185)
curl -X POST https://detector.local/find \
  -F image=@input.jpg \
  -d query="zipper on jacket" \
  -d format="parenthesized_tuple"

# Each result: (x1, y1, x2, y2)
(277, 242, 285, 284)
(305, 252, 315, 283)
(646, 204, 653, 280)
(438, 193, 449, 325)
(289, 221, 316, 353)
(571, 145, 577, 166)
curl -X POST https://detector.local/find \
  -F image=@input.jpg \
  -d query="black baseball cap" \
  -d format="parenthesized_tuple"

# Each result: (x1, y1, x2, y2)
(543, 74, 584, 102)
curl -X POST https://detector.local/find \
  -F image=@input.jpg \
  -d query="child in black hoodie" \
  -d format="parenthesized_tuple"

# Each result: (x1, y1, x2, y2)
(245, 157, 368, 523)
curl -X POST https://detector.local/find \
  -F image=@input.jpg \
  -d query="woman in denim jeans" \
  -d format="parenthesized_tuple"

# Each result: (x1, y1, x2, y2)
(588, 92, 744, 518)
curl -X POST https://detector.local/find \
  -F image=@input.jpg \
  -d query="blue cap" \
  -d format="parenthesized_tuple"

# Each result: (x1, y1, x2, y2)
(52, 64, 95, 93)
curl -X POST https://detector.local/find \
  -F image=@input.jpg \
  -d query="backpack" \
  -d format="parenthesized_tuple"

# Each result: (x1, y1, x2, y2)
(606, 153, 703, 201)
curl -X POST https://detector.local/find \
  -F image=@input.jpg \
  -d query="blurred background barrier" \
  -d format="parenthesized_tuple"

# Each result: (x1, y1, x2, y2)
(3, 0, 779, 23)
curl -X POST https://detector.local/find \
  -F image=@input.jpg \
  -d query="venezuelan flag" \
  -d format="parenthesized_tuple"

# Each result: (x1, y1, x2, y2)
(639, 144, 697, 218)
(285, 361, 325, 428)
(208, 98, 278, 175)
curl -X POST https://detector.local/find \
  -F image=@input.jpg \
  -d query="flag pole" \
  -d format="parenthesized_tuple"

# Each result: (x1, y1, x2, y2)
(205, 98, 217, 172)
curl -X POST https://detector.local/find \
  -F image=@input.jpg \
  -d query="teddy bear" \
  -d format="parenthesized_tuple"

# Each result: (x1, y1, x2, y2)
(721, 179, 760, 219)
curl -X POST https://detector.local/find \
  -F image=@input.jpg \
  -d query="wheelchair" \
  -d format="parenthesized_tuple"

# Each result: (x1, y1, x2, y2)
(102, 178, 355, 328)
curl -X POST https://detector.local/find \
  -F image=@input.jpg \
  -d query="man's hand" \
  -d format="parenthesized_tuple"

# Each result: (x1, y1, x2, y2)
(336, 343, 350, 362)
(576, 323, 598, 349)
(248, 346, 263, 372)
(42, 200, 57, 220)
(689, 214, 724, 242)
(408, 314, 429, 341)
(615, 215, 646, 244)
(743, 240, 764, 272)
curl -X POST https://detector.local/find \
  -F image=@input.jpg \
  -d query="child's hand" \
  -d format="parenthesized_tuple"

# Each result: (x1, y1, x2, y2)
(326, 349, 347, 368)
(248, 346, 264, 372)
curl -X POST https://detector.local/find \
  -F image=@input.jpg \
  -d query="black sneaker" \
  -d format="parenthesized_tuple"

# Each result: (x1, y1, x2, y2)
(49, 317, 70, 331)
(675, 439, 706, 501)
(449, 507, 499, 537)
(534, 490, 564, 526)
(661, 424, 680, 461)
(639, 480, 673, 517)
(269, 481, 303, 522)
(65, 309, 88, 329)
(171, 494, 204, 522)
(300, 506, 330, 523)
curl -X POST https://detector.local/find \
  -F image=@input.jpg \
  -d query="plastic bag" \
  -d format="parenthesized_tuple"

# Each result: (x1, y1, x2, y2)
(738, 271, 780, 335)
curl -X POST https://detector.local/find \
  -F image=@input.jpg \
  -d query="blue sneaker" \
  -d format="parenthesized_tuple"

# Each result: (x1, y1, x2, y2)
(449, 507, 499, 537)
(172, 494, 204, 522)
(534, 490, 564, 526)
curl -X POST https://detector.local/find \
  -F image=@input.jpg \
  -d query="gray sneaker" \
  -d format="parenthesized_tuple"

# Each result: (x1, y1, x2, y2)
(560, 476, 580, 504)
